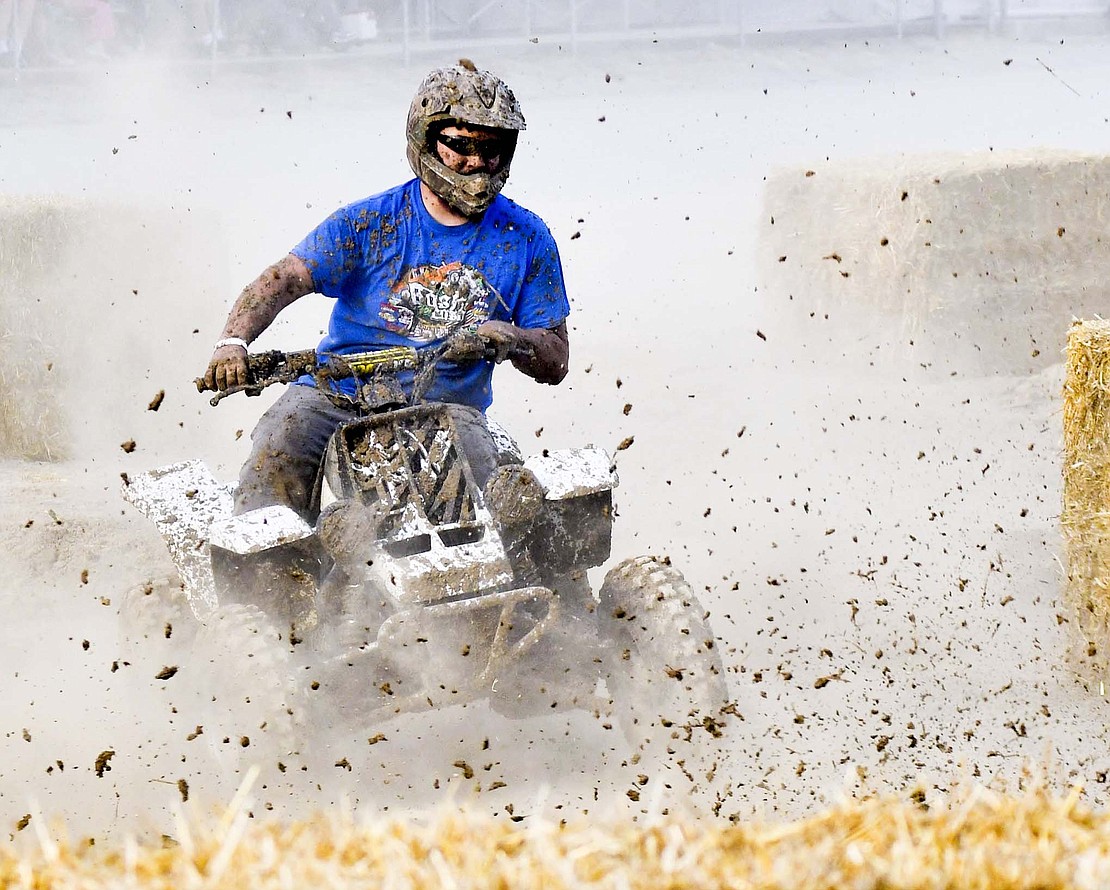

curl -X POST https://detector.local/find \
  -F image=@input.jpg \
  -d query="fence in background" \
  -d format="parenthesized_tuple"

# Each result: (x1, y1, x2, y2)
(3, 0, 1108, 69)
(383, 0, 1108, 52)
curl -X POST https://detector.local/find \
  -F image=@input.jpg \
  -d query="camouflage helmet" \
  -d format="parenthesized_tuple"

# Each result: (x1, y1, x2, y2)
(406, 59, 526, 217)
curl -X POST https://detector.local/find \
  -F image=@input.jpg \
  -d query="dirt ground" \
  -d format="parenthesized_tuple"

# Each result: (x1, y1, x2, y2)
(3, 26, 1110, 842)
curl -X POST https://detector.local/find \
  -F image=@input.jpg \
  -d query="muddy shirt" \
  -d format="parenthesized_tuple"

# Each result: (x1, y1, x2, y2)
(290, 178, 570, 411)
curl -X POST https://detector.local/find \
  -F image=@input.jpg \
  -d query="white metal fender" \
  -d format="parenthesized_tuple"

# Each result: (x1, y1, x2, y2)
(208, 505, 315, 555)
(121, 459, 234, 616)
(524, 445, 618, 501)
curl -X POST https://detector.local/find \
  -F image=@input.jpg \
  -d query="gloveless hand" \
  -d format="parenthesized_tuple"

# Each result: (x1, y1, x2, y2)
(203, 344, 249, 392)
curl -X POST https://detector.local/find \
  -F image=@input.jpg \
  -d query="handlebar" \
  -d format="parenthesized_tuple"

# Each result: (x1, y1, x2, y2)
(194, 346, 424, 406)
(196, 334, 531, 407)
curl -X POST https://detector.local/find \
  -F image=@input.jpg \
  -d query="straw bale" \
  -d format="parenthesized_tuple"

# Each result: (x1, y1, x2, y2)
(759, 150, 1110, 374)
(0, 195, 228, 461)
(1062, 318, 1110, 680)
(4, 784, 1110, 889)
(0, 196, 81, 459)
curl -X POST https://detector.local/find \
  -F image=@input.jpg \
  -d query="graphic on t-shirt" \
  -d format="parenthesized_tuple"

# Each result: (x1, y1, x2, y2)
(380, 262, 493, 342)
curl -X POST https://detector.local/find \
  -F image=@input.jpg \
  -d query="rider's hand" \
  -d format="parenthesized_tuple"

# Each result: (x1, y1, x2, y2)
(475, 321, 520, 363)
(203, 344, 249, 392)
(442, 330, 489, 363)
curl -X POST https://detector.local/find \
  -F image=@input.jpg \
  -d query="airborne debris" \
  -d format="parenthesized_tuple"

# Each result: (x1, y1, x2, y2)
(148, 390, 166, 411)
(94, 750, 115, 777)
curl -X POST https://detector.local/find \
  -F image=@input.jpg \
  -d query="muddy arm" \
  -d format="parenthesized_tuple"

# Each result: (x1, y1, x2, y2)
(202, 254, 316, 392)
(478, 320, 570, 385)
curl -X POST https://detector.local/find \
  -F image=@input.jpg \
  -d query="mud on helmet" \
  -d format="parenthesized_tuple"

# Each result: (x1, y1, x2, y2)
(407, 59, 526, 217)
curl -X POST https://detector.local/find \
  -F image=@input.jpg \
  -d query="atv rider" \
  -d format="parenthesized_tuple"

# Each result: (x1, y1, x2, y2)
(202, 60, 570, 530)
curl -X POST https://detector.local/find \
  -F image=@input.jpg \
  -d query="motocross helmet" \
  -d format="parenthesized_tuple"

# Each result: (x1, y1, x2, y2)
(406, 59, 526, 217)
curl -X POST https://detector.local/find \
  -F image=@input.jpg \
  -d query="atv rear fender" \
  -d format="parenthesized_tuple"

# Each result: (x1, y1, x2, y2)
(121, 459, 234, 619)
(207, 505, 323, 622)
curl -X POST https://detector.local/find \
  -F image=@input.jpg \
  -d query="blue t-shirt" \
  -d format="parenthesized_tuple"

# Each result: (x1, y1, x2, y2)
(290, 178, 570, 411)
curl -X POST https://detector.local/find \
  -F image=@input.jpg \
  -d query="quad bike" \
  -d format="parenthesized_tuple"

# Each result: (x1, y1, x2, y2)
(121, 335, 729, 770)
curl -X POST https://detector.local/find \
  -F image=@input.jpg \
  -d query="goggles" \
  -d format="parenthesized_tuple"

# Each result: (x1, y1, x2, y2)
(436, 133, 509, 163)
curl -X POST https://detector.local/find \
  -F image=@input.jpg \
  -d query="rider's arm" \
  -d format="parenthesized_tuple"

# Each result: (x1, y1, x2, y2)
(477, 319, 569, 385)
(489, 218, 569, 386)
(203, 254, 315, 392)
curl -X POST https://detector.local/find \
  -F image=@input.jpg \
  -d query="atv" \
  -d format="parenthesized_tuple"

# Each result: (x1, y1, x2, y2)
(121, 335, 728, 769)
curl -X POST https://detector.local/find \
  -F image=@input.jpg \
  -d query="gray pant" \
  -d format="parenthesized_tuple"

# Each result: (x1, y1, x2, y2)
(235, 384, 499, 521)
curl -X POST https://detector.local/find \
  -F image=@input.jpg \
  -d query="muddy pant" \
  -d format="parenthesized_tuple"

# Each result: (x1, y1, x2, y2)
(235, 384, 500, 521)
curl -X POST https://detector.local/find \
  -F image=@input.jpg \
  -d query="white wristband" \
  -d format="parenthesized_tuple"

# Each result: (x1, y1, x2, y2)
(214, 337, 249, 351)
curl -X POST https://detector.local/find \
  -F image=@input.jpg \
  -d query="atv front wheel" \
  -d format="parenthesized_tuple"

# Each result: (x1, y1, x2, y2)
(489, 572, 599, 718)
(598, 556, 728, 751)
(188, 604, 300, 777)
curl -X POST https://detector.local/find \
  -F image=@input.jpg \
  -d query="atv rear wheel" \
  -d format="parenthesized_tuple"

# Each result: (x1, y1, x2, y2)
(188, 604, 300, 777)
(118, 574, 198, 681)
(598, 556, 728, 752)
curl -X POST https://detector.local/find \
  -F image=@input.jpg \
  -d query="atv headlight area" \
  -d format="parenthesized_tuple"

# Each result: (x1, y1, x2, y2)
(323, 405, 515, 603)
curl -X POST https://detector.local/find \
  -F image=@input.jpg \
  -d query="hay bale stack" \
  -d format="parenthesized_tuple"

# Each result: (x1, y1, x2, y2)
(0, 196, 83, 459)
(1062, 318, 1110, 678)
(2, 786, 1109, 888)
(0, 195, 228, 461)
(759, 151, 1110, 374)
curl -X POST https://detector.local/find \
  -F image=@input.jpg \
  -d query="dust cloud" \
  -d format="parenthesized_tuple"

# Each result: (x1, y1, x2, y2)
(3, 22, 1110, 843)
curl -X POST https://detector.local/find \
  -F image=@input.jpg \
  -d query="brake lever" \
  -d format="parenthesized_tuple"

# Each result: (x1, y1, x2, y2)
(202, 382, 267, 406)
